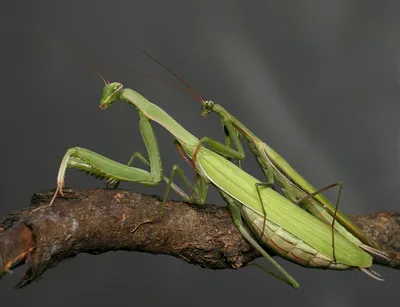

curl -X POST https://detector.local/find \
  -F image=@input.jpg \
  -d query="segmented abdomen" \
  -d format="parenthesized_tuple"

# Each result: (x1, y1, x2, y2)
(241, 207, 349, 270)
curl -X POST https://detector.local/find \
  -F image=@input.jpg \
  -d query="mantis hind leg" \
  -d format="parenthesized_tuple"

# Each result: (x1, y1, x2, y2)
(220, 191, 300, 288)
(236, 225, 299, 288)
(295, 181, 343, 263)
(254, 182, 275, 242)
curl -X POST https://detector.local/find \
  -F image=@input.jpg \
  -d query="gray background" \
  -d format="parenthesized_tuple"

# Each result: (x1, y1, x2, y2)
(0, 1, 398, 306)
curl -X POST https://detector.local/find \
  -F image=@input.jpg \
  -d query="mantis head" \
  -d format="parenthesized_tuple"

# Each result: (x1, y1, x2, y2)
(200, 100, 215, 117)
(99, 82, 124, 109)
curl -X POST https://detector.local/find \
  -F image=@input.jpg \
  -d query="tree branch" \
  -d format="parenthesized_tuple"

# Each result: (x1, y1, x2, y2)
(0, 189, 398, 288)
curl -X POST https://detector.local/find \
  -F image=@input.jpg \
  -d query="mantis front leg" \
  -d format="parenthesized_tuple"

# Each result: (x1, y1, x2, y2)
(48, 110, 163, 206)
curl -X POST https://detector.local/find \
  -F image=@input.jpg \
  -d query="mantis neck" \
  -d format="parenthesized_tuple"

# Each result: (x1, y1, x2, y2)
(120, 88, 200, 156)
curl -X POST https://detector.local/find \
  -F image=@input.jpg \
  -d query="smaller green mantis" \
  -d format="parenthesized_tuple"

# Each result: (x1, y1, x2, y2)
(138, 50, 388, 262)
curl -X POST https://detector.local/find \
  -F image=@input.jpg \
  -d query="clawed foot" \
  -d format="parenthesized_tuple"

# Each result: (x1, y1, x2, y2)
(30, 185, 67, 214)
(105, 179, 120, 189)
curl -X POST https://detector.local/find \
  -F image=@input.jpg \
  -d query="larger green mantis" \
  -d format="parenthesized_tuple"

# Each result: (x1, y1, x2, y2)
(139, 51, 388, 262)
(47, 75, 382, 288)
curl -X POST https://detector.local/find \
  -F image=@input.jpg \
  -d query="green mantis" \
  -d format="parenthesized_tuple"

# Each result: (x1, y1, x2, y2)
(48, 73, 382, 288)
(139, 51, 389, 262)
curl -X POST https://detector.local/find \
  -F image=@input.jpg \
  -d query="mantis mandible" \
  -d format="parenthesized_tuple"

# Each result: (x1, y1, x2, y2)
(138, 50, 388, 262)
(45, 73, 382, 288)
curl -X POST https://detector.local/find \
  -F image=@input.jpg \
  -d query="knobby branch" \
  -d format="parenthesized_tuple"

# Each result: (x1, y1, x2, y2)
(0, 189, 398, 288)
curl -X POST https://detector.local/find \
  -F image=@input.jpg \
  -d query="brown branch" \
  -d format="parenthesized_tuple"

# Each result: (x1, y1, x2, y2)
(0, 189, 398, 288)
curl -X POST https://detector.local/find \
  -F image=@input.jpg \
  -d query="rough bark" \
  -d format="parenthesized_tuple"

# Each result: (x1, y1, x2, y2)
(0, 189, 398, 288)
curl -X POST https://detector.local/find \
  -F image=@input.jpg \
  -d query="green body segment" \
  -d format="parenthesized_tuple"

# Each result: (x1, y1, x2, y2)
(195, 147, 372, 268)
(120, 89, 199, 149)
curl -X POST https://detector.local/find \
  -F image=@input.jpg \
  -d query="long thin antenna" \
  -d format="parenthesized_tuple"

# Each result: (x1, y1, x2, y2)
(79, 58, 109, 85)
(139, 71, 201, 102)
(140, 49, 204, 102)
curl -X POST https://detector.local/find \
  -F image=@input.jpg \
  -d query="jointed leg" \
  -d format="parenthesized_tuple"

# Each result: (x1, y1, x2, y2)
(254, 182, 276, 242)
(107, 152, 151, 188)
(295, 181, 343, 262)
(48, 110, 163, 207)
(220, 191, 300, 288)
(221, 119, 245, 167)
(161, 165, 209, 216)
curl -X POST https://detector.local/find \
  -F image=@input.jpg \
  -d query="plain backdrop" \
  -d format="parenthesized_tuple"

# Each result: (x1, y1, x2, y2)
(0, 1, 398, 306)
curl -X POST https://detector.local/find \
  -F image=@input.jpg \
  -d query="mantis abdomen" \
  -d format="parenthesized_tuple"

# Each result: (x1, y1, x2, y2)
(242, 207, 353, 270)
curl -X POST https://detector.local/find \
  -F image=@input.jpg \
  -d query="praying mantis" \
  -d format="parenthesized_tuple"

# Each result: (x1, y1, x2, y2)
(139, 51, 388, 262)
(46, 69, 382, 288)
